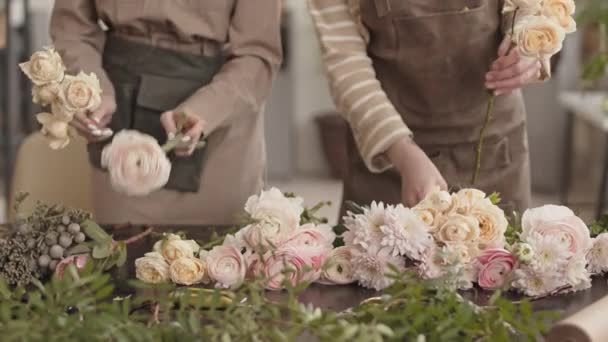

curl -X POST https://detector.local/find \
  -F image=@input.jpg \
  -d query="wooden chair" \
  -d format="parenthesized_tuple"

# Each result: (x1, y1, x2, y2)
(8, 132, 94, 222)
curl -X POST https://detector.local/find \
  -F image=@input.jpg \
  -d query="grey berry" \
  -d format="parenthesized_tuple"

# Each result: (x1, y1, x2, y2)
(38, 255, 51, 268)
(68, 223, 81, 234)
(49, 260, 58, 271)
(45, 232, 58, 246)
(59, 234, 73, 248)
(18, 224, 31, 235)
(41, 245, 49, 255)
(57, 225, 66, 233)
(26, 239, 36, 249)
(50, 245, 64, 259)
(62, 215, 71, 225)
(74, 232, 86, 244)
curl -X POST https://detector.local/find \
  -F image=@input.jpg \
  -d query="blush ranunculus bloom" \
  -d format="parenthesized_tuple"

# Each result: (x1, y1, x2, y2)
(101, 130, 172, 196)
(521, 205, 592, 257)
(476, 248, 516, 290)
(55, 254, 89, 279)
(262, 245, 327, 291)
(205, 245, 246, 289)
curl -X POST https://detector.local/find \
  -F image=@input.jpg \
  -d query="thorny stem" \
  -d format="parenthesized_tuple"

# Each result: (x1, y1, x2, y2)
(112, 226, 154, 248)
(472, 8, 519, 185)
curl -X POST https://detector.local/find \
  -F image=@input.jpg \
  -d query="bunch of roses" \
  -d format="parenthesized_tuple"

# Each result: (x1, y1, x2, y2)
(342, 188, 509, 291)
(135, 188, 343, 291)
(135, 233, 206, 286)
(20, 47, 106, 149)
(504, 0, 576, 78)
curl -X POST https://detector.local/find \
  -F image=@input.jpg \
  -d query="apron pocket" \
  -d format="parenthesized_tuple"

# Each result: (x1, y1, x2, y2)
(452, 137, 511, 174)
(134, 73, 207, 193)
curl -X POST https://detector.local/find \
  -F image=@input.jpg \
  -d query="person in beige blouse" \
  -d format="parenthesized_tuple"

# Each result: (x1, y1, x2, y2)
(309, 0, 545, 214)
(50, 1, 282, 225)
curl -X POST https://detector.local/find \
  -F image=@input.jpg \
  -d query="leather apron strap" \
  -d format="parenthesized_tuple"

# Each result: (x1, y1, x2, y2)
(342, 0, 531, 214)
(88, 36, 224, 193)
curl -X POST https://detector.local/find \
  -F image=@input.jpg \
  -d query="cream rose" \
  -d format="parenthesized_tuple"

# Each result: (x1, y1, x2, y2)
(153, 233, 200, 263)
(32, 83, 60, 106)
(521, 205, 592, 257)
(135, 252, 170, 284)
(243, 188, 304, 251)
(205, 245, 246, 289)
(470, 202, 508, 249)
(169, 257, 207, 286)
(319, 246, 356, 285)
(58, 72, 102, 113)
(541, 0, 576, 34)
(36, 112, 74, 150)
(513, 15, 566, 58)
(435, 214, 480, 245)
(503, 0, 543, 13)
(19, 47, 65, 86)
(101, 130, 172, 196)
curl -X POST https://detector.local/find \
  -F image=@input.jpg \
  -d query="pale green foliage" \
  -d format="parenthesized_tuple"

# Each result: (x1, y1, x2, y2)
(0, 265, 559, 342)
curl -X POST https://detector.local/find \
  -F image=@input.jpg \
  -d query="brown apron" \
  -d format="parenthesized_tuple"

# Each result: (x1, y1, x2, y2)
(343, 0, 531, 215)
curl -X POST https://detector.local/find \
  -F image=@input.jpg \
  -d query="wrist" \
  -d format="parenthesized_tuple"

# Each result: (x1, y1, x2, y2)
(387, 136, 417, 172)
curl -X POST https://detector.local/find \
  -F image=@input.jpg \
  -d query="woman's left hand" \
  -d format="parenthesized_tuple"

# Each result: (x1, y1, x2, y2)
(485, 36, 542, 96)
(160, 110, 206, 156)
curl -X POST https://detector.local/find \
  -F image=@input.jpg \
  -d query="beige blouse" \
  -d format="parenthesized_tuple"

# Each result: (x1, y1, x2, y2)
(50, 0, 283, 137)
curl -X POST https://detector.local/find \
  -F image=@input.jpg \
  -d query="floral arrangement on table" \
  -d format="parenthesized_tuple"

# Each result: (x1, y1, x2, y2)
(136, 188, 341, 290)
(473, 0, 577, 184)
(0, 193, 152, 286)
(134, 186, 608, 299)
(20, 49, 204, 196)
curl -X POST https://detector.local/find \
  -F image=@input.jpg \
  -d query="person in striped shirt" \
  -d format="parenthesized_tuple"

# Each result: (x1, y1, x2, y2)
(308, 0, 544, 214)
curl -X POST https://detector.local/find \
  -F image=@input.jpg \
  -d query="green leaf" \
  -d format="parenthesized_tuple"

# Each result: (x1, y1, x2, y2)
(488, 192, 501, 205)
(82, 220, 113, 244)
(115, 243, 128, 267)
(67, 243, 92, 256)
(92, 243, 112, 259)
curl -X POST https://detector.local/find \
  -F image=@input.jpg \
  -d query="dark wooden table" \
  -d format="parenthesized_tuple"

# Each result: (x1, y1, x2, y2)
(109, 226, 608, 318)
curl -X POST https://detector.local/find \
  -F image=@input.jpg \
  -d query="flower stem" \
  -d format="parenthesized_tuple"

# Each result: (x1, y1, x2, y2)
(471, 95, 495, 185)
(471, 8, 519, 185)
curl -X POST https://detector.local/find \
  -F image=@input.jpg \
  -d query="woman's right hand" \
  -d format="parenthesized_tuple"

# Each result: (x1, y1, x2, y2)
(387, 137, 448, 207)
(70, 95, 116, 141)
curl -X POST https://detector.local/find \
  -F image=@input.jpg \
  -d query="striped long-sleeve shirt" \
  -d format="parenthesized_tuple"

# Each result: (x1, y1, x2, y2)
(307, 0, 412, 173)
(307, 0, 551, 173)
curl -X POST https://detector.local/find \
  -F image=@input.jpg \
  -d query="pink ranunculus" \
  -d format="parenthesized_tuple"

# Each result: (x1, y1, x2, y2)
(262, 245, 328, 291)
(522, 205, 592, 257)
(205, 245, 246, 289)
(281, 224, 336, 250)
(55, 254, 89, 279)
(101, 130, 172, 197)
(476, 249, 516, 290)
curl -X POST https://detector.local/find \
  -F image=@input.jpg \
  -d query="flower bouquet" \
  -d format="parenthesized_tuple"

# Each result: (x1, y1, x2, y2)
(136, 186, 608, 299)
(19, 47, 106, 149)
(20, 48, 205, 197)
(473, 0, 577, 184)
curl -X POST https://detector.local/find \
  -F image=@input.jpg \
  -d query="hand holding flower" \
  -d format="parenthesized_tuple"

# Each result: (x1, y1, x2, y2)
(160, 111, 206, 157)
(485, 36, 542, 96)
